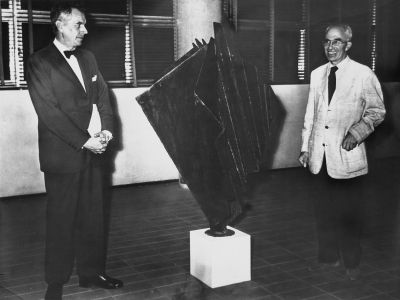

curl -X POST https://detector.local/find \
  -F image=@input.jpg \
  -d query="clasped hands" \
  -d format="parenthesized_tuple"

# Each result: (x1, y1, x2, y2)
(83, 130, 113, 154)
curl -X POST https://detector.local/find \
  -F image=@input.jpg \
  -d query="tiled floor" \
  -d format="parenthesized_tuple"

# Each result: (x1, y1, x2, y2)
(1, 157, 400, 299)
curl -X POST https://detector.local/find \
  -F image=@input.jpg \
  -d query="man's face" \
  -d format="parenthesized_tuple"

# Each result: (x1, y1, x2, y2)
(57, 8, 88, 50)
(323, 26, 352, 65)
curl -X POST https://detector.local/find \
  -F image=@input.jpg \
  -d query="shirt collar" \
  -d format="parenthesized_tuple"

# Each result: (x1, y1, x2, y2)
(329, 55, 350, 70)
(53, 38, 74, 58)
(327, 56, 350, 75)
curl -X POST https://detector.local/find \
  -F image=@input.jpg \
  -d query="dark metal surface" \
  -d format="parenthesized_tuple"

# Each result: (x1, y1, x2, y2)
(136, 22, 283, 234)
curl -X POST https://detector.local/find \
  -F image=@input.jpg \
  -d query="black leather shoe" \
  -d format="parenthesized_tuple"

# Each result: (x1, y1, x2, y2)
(45, 283, 63, 300)
(79, 274, 123, 289)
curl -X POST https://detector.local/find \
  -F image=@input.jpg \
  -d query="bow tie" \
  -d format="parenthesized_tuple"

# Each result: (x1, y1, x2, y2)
(64, 50, 76, 59)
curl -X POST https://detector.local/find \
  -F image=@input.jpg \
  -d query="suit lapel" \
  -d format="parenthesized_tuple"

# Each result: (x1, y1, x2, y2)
(316, 64, 329, 110)
(332, 60, 352, 104)
(75, 51, 92, 98)
(48, 44, 87, 96)
(322, 70, 329, 104)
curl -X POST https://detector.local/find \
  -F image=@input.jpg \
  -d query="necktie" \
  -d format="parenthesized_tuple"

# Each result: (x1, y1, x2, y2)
(64, 50, 76, 59)
(328, 66, 338, 104)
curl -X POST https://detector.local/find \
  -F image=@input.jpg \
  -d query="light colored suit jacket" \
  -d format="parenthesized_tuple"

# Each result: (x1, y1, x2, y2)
(301, 57, 385, 179)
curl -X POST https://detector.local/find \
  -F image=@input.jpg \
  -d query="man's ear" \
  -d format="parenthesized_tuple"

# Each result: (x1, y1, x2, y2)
(345, 41, 352, 51)
(56, 20, 63, 33)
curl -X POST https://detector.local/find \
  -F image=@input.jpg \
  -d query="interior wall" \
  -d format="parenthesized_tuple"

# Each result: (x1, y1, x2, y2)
(1, 83, 399, 198)
(0, 88, 179, 198)
(269, 85, 309, 169)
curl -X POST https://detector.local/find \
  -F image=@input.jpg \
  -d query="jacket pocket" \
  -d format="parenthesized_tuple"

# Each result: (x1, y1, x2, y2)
(340, 146, 366, 173)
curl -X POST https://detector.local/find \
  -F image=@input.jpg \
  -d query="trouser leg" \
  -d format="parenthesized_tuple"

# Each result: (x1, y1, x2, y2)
(75, 164, 107, 277)
(337, 175, 364, 268)
(313, 160, 340, 263)
(44, 172, 80, 284)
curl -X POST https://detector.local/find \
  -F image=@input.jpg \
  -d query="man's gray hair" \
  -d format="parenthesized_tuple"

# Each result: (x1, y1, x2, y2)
(326, 24, 353, 42)
(50, 1, 85, 34)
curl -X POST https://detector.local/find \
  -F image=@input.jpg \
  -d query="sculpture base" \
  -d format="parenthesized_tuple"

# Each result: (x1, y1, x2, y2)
(205, 228, 235, 237)
(190, 226, 251, 288)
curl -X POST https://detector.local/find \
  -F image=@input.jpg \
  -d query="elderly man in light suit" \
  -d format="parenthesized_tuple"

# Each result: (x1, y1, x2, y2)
(299, 23, 385, 280)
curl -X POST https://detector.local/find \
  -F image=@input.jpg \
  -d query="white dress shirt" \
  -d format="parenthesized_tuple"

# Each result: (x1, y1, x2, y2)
(53, 39, 101, 137)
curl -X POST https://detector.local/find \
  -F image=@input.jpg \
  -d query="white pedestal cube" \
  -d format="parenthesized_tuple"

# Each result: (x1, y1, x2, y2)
(190, 226, 251, 288)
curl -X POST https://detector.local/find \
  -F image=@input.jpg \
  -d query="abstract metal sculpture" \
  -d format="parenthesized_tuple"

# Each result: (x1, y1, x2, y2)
(136, 22, 282, 236)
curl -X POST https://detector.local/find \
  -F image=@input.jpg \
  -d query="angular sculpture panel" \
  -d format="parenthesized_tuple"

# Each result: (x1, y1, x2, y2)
(136, 22, 283, 236)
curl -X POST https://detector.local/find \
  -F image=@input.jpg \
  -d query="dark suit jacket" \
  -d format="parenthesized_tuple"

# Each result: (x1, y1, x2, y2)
(27, 43, 114, 173)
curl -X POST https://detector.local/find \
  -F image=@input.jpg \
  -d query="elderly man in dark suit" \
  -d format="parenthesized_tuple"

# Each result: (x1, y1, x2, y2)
(26, 2, 123, 299)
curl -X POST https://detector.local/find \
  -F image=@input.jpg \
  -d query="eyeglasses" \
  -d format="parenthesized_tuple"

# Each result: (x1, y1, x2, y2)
(322, 39, 347, 47)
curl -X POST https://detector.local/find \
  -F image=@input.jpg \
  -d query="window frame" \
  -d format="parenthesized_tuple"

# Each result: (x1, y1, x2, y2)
(0, 0, 177, 89)
(0, 0, 390, 89)
(225, 0, 379, 84)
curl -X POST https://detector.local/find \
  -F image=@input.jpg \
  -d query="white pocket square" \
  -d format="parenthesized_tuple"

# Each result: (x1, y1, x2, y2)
(91, 75, 97, 82)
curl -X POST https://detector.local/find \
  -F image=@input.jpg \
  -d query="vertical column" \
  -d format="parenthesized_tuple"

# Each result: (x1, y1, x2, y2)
(298, 0, 309, 82)
(268, 0, 275, 83)
(126, 0, 137, 86)
(369, 0, 377, 72)
(0, 1, 4, 85)
(10, 0, 22, 86)
(175, 0, 222, 58)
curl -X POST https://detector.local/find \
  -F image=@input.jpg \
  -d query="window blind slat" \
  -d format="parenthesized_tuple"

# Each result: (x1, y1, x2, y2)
(134, 27, 174, 81)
